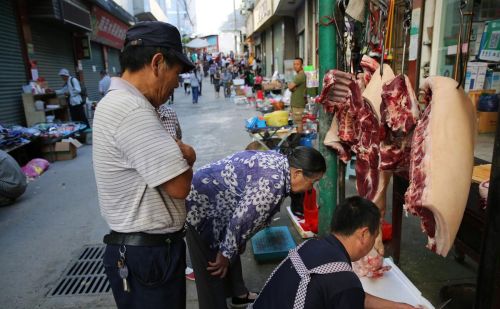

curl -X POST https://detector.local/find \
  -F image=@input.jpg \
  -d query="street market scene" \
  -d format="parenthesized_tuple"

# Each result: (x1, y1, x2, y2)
(0, 0, 500, 308)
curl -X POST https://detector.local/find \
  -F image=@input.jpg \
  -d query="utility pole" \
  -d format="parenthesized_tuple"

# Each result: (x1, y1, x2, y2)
(317, 0, 338, 236)
(233, 0, 237, 55)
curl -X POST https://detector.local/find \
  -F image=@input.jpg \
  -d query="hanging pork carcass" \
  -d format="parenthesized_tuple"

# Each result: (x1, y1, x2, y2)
(404, 76, 476, 256)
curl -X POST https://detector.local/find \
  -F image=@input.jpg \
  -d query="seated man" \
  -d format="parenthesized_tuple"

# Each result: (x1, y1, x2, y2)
(0, 150, 27, 206)
(253, 196, 421, 309)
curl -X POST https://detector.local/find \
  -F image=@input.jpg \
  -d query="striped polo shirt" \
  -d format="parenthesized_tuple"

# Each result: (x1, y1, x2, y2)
(92, 77, 190, 234)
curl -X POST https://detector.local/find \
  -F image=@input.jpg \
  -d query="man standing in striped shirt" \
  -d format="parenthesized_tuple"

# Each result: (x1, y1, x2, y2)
(92, 21, 196, 309)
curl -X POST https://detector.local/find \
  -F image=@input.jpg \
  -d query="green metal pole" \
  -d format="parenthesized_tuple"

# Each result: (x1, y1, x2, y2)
(317, 0, 338, 236)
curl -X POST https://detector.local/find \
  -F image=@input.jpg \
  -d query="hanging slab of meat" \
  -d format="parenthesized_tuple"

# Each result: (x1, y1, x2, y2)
(318, 70, 358, 163)
(360, 55, 380, 86)
(404, 76, 476, 256)
(379, 74, 421, 171)
(324, 117, 351, 163)
(362, 64, 395, 121)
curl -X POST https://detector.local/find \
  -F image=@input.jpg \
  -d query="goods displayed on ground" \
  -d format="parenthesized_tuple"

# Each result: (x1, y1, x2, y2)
(1, 121, 87, 164)
(33, 122, 87, 141)
(21, 158, 50, 180)
(261, 79, 283, 91)
(0, 124, 40, 151)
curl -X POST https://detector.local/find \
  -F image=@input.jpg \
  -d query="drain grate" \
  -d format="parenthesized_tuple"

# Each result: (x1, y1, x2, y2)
(49, 245, 111, 296)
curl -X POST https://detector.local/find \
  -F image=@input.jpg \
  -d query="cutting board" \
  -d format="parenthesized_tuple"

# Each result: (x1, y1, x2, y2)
(361, 258, 435, 308)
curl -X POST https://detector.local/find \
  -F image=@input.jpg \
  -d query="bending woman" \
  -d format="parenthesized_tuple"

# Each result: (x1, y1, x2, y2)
(185, 146, 326, 309)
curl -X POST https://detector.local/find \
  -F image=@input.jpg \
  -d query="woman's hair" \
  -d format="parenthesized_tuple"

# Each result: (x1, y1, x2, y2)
(287, 146, 326, 178)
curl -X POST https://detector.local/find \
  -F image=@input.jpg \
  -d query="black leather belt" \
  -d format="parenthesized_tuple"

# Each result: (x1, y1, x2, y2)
(103, 229, 185, 246)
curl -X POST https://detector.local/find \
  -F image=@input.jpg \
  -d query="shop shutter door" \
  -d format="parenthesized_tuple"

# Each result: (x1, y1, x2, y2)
(81, 42, 105, 102)
(31, 21, 75, 92)
(107, 48, 122, 76)
(0, 1, 27, 125)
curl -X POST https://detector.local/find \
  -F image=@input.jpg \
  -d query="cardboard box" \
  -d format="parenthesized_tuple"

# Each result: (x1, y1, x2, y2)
(477, 111, 498, 133)
(262, 80, 282, 91)
(235, 87, 246, 96)
(465, 62, 488, 92)
(41, 138, 82, 161)
(468, 89, 497, 110)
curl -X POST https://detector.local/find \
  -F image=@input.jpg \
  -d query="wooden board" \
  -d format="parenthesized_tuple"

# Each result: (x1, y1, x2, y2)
(286, 206, 315, 239)
(472, 164, 491, 183)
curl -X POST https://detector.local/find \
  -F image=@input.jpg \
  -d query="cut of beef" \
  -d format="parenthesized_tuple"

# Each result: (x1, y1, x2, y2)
(404, 76, 476, 256)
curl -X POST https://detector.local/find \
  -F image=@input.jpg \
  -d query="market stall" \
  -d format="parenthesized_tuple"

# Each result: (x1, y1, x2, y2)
(311, 0, 500, 307)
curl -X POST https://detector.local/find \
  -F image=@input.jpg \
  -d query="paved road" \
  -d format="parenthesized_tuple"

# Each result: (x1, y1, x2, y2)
(0, 76, 478, 308)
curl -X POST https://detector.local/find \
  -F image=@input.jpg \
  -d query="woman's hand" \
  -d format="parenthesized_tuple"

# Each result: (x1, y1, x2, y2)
(207, 251, 229, 278)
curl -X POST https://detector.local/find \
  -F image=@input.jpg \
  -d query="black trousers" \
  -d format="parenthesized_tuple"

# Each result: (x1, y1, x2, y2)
(103, 239, 186, 309)
(186, 225, 247, 309)
(69, 104, 89, 126)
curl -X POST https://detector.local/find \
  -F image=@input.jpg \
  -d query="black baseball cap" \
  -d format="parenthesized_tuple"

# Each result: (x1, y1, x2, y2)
(124, 21, 195, 73)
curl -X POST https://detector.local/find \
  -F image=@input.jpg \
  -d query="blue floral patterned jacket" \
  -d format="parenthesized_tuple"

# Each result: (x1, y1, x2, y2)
(186, 151, 291, 260)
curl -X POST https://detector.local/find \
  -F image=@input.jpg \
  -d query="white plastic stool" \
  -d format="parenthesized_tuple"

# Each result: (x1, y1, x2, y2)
(346, 156, 356, 179)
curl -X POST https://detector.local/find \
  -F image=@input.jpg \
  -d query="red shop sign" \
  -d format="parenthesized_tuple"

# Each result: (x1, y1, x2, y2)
(90, 6, 128, 49)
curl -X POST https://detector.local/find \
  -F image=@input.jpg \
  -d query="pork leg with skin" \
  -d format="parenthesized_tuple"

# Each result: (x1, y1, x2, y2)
(404, 76, 476, 256)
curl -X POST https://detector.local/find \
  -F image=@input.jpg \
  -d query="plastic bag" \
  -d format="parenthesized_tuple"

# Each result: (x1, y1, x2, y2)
(21, 159, 50, 179)
(302, 188, 318, 234)
(282, 89, 292, 105)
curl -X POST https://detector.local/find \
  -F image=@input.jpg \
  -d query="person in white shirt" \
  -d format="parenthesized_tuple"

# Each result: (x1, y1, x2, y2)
(99, 70, 111, 96)
(55, 68, 88, 125)
(190, 70, 201, 104)
(181, 72, 191, 94)
(93, 21, 196, 309)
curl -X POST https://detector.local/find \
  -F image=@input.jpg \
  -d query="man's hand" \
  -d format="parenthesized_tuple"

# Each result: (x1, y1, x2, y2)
(288, 82, 297, 91)
(207, 251, 229, 278)
(177, 141, 196, 167)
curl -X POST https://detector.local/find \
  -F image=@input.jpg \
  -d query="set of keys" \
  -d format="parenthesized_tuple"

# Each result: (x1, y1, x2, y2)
(117, 245, 131, 292)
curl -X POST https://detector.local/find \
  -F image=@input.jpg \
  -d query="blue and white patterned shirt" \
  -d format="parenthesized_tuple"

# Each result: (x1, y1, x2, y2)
(186, 151, 291, 260)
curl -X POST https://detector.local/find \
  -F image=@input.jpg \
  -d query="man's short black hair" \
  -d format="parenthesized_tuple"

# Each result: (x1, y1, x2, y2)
(119, 46, 179, 73)
(331, 196, 380, 236)
(295, 57, 304, 64)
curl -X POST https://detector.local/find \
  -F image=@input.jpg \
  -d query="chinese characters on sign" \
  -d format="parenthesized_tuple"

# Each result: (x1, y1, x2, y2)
(90, 6, 128, 50)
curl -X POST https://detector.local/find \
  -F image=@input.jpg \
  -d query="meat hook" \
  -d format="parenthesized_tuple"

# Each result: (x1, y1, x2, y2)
(401, 0, 412, 75)
(379, 7, 388, 76)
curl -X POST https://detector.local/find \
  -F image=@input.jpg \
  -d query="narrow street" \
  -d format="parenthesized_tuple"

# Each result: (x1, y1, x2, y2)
(0, 77, 481, 308)
(0, 78, 267, 309)
(0, 75, 476, 309)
